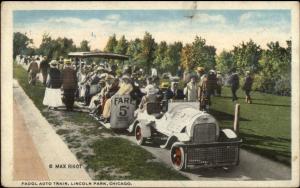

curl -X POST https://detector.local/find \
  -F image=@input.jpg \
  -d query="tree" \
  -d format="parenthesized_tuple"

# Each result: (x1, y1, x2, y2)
(166, 42, 183, 74)
(104, 34, 117, 52)
(153, 41, 168, 72)
(255, 41, 291, 95)
(79, 40, 90, 51)
(181, 44, 193, 70)
(139, 32, 156, 73)
(188, 36, 217, 70)
(232, 39, 262, 73)
(216, 50, 235, 73)
(127, 38, 142, 60)
(13, 32, 33, 58)
(115, 35, 128, 55)
(38, 34, 76, 59)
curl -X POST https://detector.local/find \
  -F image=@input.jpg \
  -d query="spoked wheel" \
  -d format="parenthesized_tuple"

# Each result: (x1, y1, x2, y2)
(170, 144, 185, 170)
(135, 125, 145, 145)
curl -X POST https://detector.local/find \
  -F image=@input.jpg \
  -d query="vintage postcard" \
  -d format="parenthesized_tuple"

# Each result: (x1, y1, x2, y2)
(1, 1, 299, 187)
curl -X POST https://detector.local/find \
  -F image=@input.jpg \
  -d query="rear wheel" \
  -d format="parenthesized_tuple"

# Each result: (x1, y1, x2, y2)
(135, 125, 145, 145)
(170, 144, 185, 170)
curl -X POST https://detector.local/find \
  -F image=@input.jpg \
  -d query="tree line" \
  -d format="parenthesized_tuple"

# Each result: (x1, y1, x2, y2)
(13, 31, 291, 96)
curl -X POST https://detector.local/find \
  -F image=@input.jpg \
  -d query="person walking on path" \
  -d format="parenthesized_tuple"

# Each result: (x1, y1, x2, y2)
(229, 68, 240, 102)
(39, 56, 50, 85)
(27, 57, 39, 85)
(242, 71, 253, 104)
(43, 60, 63, 109)
(61, 59, 77, 111)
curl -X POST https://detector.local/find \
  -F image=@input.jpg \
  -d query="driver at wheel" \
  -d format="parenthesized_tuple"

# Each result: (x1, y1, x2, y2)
(139, 77, 159, 112)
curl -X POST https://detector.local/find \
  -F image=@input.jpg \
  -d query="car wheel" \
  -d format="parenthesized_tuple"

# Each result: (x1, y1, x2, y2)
(170, 144, 185, 171)
(135, 125, 145, 145)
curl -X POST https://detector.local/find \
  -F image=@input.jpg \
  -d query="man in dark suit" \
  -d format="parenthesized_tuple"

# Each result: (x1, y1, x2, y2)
(61, 59, 77, 111)
(39, 56, 49, 85)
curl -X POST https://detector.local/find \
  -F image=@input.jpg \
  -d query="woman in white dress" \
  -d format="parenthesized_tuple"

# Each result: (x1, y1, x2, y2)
(43, 60, 63, 109)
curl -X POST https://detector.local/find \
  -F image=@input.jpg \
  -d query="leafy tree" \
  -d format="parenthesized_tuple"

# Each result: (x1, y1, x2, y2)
(13, 32, 33, 58)
(255, 41, 291, 95)
(232, 39, 262, 73)
(38, 34, 76, 59)
(153, 41, 168, 72)
(181, 44, 193, 70)
(216, 50, 235, 73)
(104, 34, 117, 53)
(139, 32, 156, 73)
(115, 35, 128, 55)
(79, 40, 90, 51)
(191, 36, 216, 70)
(166, 42, 183, 74)
(127, 38, 142, 61)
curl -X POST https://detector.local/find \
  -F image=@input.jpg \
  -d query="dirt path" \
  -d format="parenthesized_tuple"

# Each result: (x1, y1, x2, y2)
(121, 135, 291, 180)
(13, 100, 49, 180)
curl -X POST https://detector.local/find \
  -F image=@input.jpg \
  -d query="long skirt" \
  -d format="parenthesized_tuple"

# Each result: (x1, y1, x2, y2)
(43, 88, 63, 107)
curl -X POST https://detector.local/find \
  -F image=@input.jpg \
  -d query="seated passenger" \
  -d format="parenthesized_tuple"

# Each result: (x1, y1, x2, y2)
(171, 82, 185, 100)
(102, 75, 134, 127)
(139, 84, 159, 112)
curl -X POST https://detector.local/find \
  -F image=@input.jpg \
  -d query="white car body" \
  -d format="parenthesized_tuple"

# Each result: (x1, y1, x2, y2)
(128, 101, 242, 170)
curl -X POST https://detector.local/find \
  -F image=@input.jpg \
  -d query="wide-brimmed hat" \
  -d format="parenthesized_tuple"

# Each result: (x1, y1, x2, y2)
(160, 82, 170, 89)
(105, 74, 114, 81)
(49, 60, 58, 67)
(197, 67, 205, 72)
(121, 74, 131, 81)
(142, 85, 159, 95)
(64, 59, 72, 65)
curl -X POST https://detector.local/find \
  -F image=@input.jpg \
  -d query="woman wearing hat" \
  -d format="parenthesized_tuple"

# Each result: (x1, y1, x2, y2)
(43, 60, 63, 109)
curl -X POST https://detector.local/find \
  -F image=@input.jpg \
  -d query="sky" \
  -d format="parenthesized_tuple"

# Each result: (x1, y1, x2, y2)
(13, 10, 291, 54)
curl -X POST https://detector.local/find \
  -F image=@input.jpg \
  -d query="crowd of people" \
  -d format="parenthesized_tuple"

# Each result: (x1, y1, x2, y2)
(16, 54, 254, 124)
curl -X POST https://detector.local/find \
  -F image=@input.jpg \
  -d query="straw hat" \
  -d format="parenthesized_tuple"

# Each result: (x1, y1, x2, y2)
(64, 59, 72, 65)
(49, 60, 58, 67)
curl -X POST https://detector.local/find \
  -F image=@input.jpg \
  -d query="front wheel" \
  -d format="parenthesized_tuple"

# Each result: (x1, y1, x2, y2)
(135, 125, 146, 145)
(170, 144, 185, 171)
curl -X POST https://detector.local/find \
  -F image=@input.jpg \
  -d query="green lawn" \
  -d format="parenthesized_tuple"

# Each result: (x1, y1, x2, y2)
(210, 87, 291, 165)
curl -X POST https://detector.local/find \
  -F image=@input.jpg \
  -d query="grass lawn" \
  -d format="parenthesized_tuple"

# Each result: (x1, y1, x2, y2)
(13, 62, 188, 180)
(210, 87, 291, 166)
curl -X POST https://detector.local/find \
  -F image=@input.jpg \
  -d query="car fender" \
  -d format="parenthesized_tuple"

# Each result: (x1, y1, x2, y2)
(138, 121, 152, 138)
(160, 136, 178, 149)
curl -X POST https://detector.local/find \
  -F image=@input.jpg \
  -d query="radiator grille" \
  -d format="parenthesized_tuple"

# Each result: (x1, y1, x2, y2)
(192, 123, 216, 143)
(187, 145, 239, 165)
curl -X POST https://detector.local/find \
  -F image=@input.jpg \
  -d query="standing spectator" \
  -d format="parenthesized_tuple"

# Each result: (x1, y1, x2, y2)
(207, 70, 217, 99)
(229, 68, 240, 102)
(216, 71, 223, 96)
(242, 71, 253, 104)
(184, 76, 198, 101)
(176, 66, 183, 78)
(39, 56, 49, 85)
(196, 67, 205, 82)
(58, 56, 64, 71)
(43, 60, 63, 109)
(27, 57, 39, 85)
(61, 59, 77, 111)
(198, 74, 209, 111)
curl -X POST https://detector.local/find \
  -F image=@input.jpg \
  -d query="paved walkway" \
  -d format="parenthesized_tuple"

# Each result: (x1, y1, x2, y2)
(13, 100, 49, 180)
(13, 79, 91, 180)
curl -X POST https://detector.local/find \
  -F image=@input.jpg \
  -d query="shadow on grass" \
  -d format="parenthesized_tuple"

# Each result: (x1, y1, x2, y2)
(251, 102, 291, 108)
(209, 109, 250, 122)
(240, 132, 291, 166)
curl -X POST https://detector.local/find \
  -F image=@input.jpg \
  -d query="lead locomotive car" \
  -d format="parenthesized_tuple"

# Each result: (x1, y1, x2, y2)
(128, 102, 242, 171)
